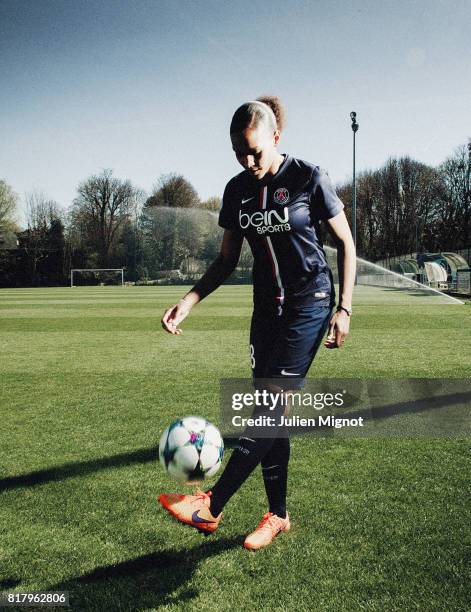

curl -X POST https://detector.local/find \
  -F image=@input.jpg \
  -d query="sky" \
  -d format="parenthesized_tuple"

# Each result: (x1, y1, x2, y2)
(1, 0, 470, 227)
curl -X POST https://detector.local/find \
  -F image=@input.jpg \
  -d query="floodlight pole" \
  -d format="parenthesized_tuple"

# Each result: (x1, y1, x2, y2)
(350, 111, 359, 248)
(350, 111, 359, 285)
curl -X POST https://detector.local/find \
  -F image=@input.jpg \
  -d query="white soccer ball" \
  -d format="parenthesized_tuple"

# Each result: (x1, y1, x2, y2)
(159, 416, 224, 482)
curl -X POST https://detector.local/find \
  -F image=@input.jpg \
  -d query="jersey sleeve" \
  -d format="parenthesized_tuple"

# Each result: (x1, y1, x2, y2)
(309, 167, 344, 221)
(218, 178, 241, 231)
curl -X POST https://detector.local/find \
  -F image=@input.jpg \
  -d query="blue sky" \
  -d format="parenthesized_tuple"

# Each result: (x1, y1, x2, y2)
(1, 0, 470, 226)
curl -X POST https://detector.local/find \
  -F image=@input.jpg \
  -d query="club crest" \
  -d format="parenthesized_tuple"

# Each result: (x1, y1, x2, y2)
(273, 187, 289, 205)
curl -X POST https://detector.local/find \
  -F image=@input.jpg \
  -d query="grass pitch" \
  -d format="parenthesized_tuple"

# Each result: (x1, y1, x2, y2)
(0, 285, 470, 611)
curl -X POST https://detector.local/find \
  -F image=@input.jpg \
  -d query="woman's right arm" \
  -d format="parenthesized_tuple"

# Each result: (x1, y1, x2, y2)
(161, 229, 244, 335)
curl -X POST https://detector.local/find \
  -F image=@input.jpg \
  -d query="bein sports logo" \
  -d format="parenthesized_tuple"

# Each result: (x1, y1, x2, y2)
(239, 208, 291, 235)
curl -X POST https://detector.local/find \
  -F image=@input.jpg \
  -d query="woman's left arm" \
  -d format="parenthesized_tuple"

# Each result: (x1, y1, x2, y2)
(323, 211, 356, 349)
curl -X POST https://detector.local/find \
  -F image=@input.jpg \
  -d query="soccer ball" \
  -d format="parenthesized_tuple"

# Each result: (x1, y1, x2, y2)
(159, 416, 224, 482)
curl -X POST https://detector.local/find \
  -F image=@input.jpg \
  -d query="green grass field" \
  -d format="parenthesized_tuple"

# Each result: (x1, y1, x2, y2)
(0, 285, 470, 611)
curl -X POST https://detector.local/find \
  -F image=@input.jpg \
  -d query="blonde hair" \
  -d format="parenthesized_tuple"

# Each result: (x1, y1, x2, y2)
(230, 95, 286, 135)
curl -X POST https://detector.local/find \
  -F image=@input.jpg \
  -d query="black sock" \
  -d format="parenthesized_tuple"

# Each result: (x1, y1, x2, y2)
(261, 436, 290, 519)
(208, 435, 281, 517)
(207, 389, 289, 517)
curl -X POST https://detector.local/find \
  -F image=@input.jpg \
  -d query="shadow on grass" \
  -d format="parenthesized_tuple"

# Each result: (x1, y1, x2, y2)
(48, 537, 241, 611)
(347, 390, 471, 422)
(0, 447, 158, 492)
(0, 577, 21, 589)
(2, 389, 470, 493)
(291, 389, 471, 437)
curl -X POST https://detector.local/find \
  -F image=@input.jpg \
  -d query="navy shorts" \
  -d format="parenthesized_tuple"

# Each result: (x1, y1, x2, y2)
(249, 298, 334, 390)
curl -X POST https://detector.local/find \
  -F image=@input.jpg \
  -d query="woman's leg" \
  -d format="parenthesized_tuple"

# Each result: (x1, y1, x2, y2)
(260, 435, 290, 518)
(158, 302, 332, 537)
(255, 301, 333, 519)
(210, 301, 331, 518)
(208, 306, 282, 517)
(208, 403, 287, 518)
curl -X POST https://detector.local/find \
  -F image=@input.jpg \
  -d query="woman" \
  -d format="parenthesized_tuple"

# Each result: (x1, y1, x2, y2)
(159, 96, 356, 550)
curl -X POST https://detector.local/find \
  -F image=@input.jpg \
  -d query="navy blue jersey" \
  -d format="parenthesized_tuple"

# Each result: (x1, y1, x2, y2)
(218, 154, 344, 309)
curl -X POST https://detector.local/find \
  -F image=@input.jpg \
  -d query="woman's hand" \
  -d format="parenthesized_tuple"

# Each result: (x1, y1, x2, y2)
(324, 309, 350, 349)
(161, 298, 193, 335)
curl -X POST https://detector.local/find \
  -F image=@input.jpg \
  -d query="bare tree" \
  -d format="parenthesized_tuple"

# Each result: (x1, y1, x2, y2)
(20, 191, 62, 284)
(338, 156, 445, 261)
(437, 144, 471, 250)
(25, 190, 62, 230)
(73, 169, 144, 267)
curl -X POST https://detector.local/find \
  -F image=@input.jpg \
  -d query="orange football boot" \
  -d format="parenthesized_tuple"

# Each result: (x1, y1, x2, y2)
(244, 512, 290, 550)
(158, 489, 222, 535)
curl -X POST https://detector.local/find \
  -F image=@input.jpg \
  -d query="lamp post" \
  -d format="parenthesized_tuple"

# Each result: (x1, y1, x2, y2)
(350, 112, 359, 250)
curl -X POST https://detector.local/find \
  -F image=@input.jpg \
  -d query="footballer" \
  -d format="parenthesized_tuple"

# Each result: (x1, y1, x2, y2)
(159, 96, 356, 550)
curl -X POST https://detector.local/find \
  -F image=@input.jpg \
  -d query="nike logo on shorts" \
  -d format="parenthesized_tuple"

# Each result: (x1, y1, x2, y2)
(241, 197, 254, 204)
(281, 369, 300, 376)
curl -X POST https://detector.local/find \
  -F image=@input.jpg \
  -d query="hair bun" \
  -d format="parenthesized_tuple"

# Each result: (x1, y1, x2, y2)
(256, 95, 286, 132)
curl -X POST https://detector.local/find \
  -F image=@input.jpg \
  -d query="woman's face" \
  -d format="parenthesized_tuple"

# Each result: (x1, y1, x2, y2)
(231, 124, 280, 180)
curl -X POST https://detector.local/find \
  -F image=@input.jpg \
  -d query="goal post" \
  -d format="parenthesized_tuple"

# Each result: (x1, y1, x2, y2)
(70, 268, 124, 287)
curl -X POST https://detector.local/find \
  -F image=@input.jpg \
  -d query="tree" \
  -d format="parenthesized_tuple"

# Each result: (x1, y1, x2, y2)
(0, 180, 19, 233)
(44, 217, 66, 285)
(22, 192, 60, 285)
(435, 144, 471, 250)
(145, 173, 199, 209)
(73, 169, 144, 267)
(16, 191, 64, 286)
(63, 205, 90, 273)
(116, 217, 144, 282)
(141, 174, 202, 274)
(199, 196, 221, 212)
(337, 156, 443, 261)
(1, 181, 20, 287)
(25, 190, 61, 228)
(140, 206, 221, 276)
(0, 180, 19, 285)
